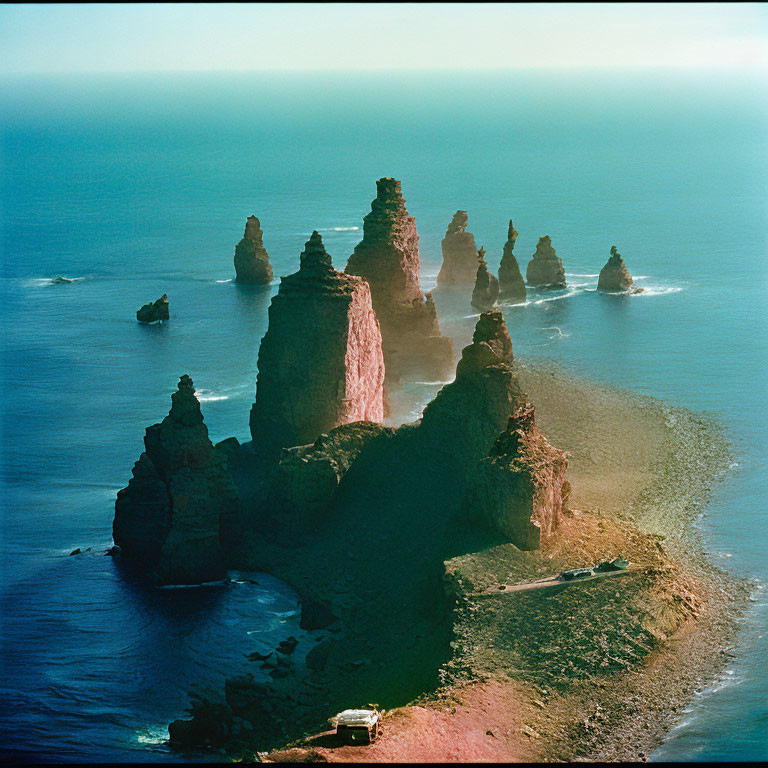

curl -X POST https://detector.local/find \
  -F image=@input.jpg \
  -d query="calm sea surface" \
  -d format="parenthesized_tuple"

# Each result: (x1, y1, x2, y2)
(1, 71, 766, 761)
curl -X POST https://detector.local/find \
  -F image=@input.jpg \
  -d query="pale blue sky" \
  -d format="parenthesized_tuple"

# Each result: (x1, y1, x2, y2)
(1, 2, 766, 73)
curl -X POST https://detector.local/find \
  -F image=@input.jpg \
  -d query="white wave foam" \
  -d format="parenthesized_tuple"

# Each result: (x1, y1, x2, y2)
(317, 226, 360, 232)
(541, 326, 571, 339)
(635, 285, 684, 297)
(194, 388, 230, 402)
(565, 273, 599, 278)
(532, 288, 581, 305)
(463, 312, 482, 319)
(26, 276, 85, 287)
(215, 278, 232, 283)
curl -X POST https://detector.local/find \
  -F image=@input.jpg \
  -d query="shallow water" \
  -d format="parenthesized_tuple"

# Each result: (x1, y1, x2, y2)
(0, 70, 766, 761)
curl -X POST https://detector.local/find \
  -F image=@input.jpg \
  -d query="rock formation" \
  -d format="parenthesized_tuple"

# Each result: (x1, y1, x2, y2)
(526, 236, 566, 289)
(346, 178, 453, 383)
(437, 210, 480, 286)
(497, 220, 526, 303)
(597, 245, 640, 293)
(471, 246, 499, 311)
(250, 231, 385, 458)
(136, 294, 169, 323)
(459, 400, 570, 550)
(113, 375, 241, 585)
(234, 216, 273, 285)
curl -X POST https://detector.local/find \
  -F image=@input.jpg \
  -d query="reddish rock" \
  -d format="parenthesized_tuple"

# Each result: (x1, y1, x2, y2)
(526, 236, 566, 289)
(597, 245, 641, 293)
(471, 246, 500, 311)
(250, 231, 385, 458)
(113, 375, 241, 585)
(437, 210, 480, 286)
(459, 400, 570, 550)
(498, 220, 526, 303)
(234, 215, 273, 284)
(346, 178, 453, 384)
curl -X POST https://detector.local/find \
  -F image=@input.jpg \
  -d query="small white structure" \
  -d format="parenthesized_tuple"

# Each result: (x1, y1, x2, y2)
(335, 709, 380, 744)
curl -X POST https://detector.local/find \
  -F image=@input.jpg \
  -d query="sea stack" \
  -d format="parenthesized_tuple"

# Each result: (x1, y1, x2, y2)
(346, 178, 453, 383)
(437, 210, 480, 286)
(526, 236, 566, 289)
(136, 294, 169, 323)
(113, 375, 241, 585)
(497, 220, 526, 303)
(250, 231, 385, 458)
(234, 215, 274, 284)
(597, 245, 640, 293)
(471, 246, 499, 311)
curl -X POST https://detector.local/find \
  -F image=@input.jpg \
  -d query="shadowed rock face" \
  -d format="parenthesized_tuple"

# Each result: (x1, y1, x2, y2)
(113, 375, 241, 585)
(437, 210, 480, 286)
(346, 178, 453, 383)
(250, 231, 385, 458)
(526, 236, 566, 289)
(234, 216, 274, 285)
(136, 294, 169, 323)
(471, 246, 500, 311)
(597, 245, 638, 292)
(497, 220, 526, 303)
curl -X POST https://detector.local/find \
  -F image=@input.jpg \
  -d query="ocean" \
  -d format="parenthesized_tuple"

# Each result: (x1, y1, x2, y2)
(0, 70, 766, 761)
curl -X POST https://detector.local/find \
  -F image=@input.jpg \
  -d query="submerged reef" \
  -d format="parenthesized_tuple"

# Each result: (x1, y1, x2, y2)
(526, 235, 566, 289)
(471, 246, 500, 311)
(113, 375, 241, 585)
(136, 294, 169, 323)
(497, 220, 526, 303)
(249, 231, 385, 458)
(234, 215, 273, 285)
(346, 178, 453, 384)
(437, 210, 480, 286)
(598, 245, 641, 293)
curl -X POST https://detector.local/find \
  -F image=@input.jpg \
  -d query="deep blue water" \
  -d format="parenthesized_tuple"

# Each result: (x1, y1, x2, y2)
(0, 71, 766, 761)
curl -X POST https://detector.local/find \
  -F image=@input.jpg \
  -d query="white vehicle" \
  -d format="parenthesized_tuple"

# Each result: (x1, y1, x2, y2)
(335, 709, 380, 744)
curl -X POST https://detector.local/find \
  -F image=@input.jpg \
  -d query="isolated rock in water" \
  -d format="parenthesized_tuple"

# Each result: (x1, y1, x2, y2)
(50, 275, 76, 285)
(136, 294, 169, 323)
(597, 245, 639, 292)
(459, 400, 570, 550)
(497, 220, 526, 303)
(250, 231, 385, 458)
(437, 210, 480, 286)
(526, 236, 566, 289)
(346, 178, 453, 383)
(471, 246, 499, 311)
(234, 215, 274, 285)
(113, 375, 241, 585)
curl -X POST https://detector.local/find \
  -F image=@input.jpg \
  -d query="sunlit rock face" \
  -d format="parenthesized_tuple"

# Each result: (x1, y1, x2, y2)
(250, 231, 385, 458)
(597, 245, 639, 292)
(471, 246, 500, 311)
(497, 220, 526, 303)
(437, 210, 480, 286)
(526, 235, 566, 289)
(234, 215, 274, 284)
(346, 178, 453, 384)
(113, 375, 241, 585)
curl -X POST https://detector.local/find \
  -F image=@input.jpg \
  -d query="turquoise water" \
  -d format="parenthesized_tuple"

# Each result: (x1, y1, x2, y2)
(1, 71, 766, 761)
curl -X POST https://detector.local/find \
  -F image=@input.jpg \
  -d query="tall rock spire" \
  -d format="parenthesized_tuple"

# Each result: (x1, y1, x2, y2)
(346, 178, 453, 384)
(597, 245, 639, 292)
(497, 220, 526, 303)
(471, 245, 500, 311)
(234, 215, 274, 284)
(437, 210, 480, 286)
(251, 232, 385, 457)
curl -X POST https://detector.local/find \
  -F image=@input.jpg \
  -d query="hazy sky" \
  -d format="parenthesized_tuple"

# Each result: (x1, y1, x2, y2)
(1, 2, 767, 73)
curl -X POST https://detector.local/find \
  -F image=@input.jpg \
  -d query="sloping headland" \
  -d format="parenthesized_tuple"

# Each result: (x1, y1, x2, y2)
(111, 179, 749, 763)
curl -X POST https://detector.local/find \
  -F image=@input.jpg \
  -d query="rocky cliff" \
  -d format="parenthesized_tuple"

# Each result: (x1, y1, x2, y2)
(250, 231, 385, 458)
(346, 178, 453, 383)
(526, 236, 566, 289)
(497, 220, 526, 303)
(459, 400, 570, 550)
(437, 210, 480, 286)
(113, 375, 241, 585)
(597, 245, 639, 293)
(234, 216, 274, 285)
(136, 294, 169, 323)
(471, 246, 500, 311)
